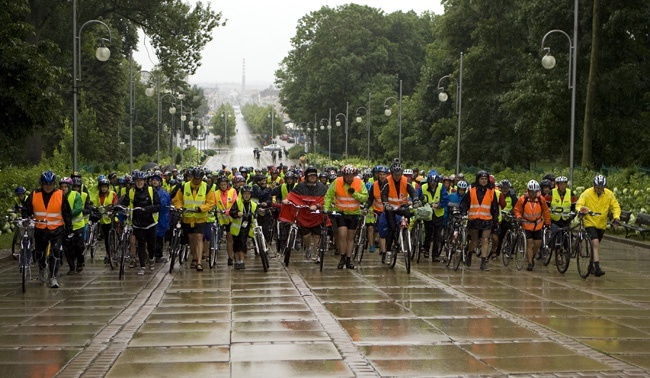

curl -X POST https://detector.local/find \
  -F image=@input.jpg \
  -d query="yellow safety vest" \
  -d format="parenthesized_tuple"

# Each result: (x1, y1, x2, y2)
(215, 187, 236, 225)
(68, 191, 85, 231)
(230, 198, 256, 237)
(129, 186, 158, 222)
(421, 183, 445, 218)
(182, 182, 207, 224)
(550, 188, 572, 221)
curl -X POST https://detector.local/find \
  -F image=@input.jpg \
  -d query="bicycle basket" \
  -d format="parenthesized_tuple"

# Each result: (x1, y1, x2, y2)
(414, 204, 433, 221)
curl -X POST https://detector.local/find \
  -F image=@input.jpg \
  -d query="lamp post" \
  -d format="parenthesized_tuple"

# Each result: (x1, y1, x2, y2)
(168, 101, 176, 161)
(335, 105, 349, 158)
(356, 93, 371, 165)
(143, 72, 167, 165)
(437, 52, 463, 175)
(222, 111, 230, 148)
(161, 94, 176, 161)
(541, 0, 578, 188)
(268, 106, 275, 144)
(319, 115, 332, 162)
(383, 81, 402, 161)
(72, 1, 112, 171)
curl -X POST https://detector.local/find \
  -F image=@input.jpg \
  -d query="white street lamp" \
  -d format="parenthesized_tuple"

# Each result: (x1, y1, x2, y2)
(437, 52, 463, 175)
(355, 93, 372, 165)
(540, 0, 578, 188)
(383, 81, 402, 161)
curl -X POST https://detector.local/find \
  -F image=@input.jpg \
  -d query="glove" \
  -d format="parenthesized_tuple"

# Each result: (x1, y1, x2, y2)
(347, 187, 355, 195)
(195, 207, 202, 213)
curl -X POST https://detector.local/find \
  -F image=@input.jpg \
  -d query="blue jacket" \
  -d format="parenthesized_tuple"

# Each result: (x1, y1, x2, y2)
(156, 187, 171, 237)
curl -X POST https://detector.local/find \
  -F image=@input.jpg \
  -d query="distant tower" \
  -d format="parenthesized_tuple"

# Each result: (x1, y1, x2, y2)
(242, 58, 246, 93)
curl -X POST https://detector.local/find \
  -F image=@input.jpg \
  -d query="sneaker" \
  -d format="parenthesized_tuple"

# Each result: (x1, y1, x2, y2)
(526, 262, 534, 271)
(385, 252, 392, 264)
(38, 268, 48, 283)
(149, 259, 156, 271)
(155, 257, 168, 263)
(227, 258, 234, 266)
(594, 268, 606, 277)
(233, 262, 241, 270)
(137, 267, 146, 275)
(49, 277, 59, 289)
(337, 256, 346, 269)
(369, 245, 375, 253)
(480, 259, 489, 271)
(346, 258, 355, 270)
(314, 256, 321, 264)
(240, 262, 246, 270)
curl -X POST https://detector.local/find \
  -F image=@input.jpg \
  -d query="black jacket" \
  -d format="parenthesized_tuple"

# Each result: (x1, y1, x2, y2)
(119, 185, 161, 228)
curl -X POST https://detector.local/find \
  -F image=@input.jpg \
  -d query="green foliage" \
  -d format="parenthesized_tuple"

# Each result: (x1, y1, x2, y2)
(210, 103, 236, 146)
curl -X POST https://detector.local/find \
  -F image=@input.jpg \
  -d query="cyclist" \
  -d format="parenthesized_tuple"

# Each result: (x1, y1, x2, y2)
(540, 179, 553, 200)
(418, 172, 449, 261)
(325, 164, 368, 269)
(13, 186, 28, 213)
(22, 171, 72, 288)
(232, 175, 246, 194)
(214, 175, 237, 266)
(545, 175, 576, 243)
(268, 167, 283, 188)
(60, 177, 84, 275)
(71, 171, 89, 195)
(230, 185, 258, 270)
(575, 174, 621, 277)
(365, 166, 388, 254)
(448, 180, 468, 205)
(493, 179, 518, 257)
(381, 159, 420, 261)
(119, 171, 161, 275)
(108, 172, 119, 193)
(513, 180, 551, 271)
(150, 171, 170, 265)
(460, 170, 499, 271)
(72, 177, 93, 230)
(318, 172, 329, 186)
(543, 173, 556, 189)
(172, 168, 215, 271)
(91, 175, 118, 263)
(403, 169, 415, 187)
(252, 174, 274, 247)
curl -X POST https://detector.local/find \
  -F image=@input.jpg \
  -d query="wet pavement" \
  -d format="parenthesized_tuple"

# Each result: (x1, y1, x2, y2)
(0, 238, 649, 377)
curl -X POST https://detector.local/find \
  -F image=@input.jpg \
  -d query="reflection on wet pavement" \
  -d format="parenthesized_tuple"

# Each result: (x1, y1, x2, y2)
(0, 239, 648, 376)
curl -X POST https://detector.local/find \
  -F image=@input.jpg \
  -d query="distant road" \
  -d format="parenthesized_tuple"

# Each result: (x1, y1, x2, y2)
(203, 113, 296, 171)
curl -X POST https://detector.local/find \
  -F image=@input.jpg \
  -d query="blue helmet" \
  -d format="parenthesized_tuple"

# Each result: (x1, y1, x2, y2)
(40, 170, 56, 185)
(133, 170, 147, 180)
(15, 186, 26, 195)
(427, 173, 441, 185)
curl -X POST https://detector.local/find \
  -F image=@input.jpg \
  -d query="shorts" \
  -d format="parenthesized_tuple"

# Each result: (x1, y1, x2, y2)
(585, 227, 605, 242)
(525, 229, 543, 240)
(182, 222, 207, 237)
(300, 226, 321, 236)
(335, 214, 359, 230)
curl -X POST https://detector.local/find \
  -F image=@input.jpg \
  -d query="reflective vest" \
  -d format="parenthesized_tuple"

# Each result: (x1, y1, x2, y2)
(503, 192, 514, 213)
(334, 177, 362, 212)
(387, 177, 409, 207)
(67, 191, 84, 230)
(93, 191, 116, 225)
(495, 189, 502, 222)
(78, 191, 90, 225)
(421, 183, 445, 217)
(550, 188, 572, 221)
(230, 198, 256, 237)
(372, 181, 384, 213)
(162, 179, 171, 192)
(32, 190, 64, 230)
(130, 186, 158, 222)
(216, 187, 237, 225)
(182, 182, 207, 224)
(468, 187, 494, 221)
(281, 183, 290, 200)
(520, 196, 544, 231)
(206, 190, 217, 223)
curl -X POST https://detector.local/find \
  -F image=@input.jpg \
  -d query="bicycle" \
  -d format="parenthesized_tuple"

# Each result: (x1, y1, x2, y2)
(384, 204, 413, 274)
(114, 205, 142, 279)
(443, 205, 468, 271)
(546, 210, 576, 274)
(535, 225, 552, 264)
(12, 218, 40, 292)
(573, 208, 601, 279)
(85, 209, 101, 260)
(207, 209, 227, 270)
(411, 203, 432, 263)
(499, 211, 527, 270)
(252, 214, 270, 272)
(352, 212, 368, 264)
(281, 202, 310, 266)
(315, 209, 338, 272)
(167, 206, 197, 273)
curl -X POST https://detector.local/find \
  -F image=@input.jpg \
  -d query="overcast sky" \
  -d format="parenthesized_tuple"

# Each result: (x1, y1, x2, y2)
(134, 1, 444, 87)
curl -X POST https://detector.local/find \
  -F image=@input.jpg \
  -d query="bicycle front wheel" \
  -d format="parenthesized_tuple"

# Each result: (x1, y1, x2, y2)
(576, 232, 593, 279)
(209, 227, 218, 269)
(319, 231, 327, 272)
(555, 231, 571, 274)
(514, 230, 527, 271)
(452, 231, 463, 271)
(541, 228, 552, 266)
(118, 239, 127, 280)
(402, 229, 411, 274)
(12, 231, 20, 260)
(255, 231, 269, 272)
(413, 224, 423, 263)
(20, 243, 28, 293)
(168, 235, 179, 273)
(284, 228, 297, 266)
(500, 232, 514, 267)
(107, 229, 117, 270)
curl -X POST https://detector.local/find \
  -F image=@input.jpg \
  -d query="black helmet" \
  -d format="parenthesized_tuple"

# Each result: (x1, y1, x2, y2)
(540, 179, 552, 188)
(389, 158, 403, 174)
(241, 185, 253, 193)
(40, 170, 57, 185)
(193, 168, 204, 179)
(543, 173, 556, 182)
(318, 172, 328, 179)
(15, 186, 27, 194)
(475, 170, 489, 181)
(305, 166, 318, 176)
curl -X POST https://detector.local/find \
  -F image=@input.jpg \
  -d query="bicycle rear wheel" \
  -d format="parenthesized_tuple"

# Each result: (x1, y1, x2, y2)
(168, 235, 179, 274)
(283, 228, 296, 266)
(500, 232, 514, 267)
(255, 231, 269, 272)
(107, 229, 117, 270)
(555, 232, 571, 274)
(20, 244, 28, 293)
(319, 231, 327, 272)
(452, 233, 462, 271)
(413, 224, 423, 263)
(118, 239, 127, 280)
(209, 227, 218, 269)
(540, 227, 552, 266)
(514, 231, 527, 271)
(576, 231, 592, 279)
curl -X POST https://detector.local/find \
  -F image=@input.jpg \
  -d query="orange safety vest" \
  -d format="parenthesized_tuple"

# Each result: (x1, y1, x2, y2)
(32, 190, 64, 230)
(521, 196, 544, 231)
(387, 177, 409, 207)
(468, 187, 494, 221)
(372, 181, 384, 213)
(334, 177, 362, 212)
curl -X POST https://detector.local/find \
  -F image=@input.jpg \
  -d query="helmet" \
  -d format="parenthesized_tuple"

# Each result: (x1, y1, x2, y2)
(124, 174, 133, 184)
(319, 172, 328, 179)
(15, 186, 26, 195)
(328, 173, 337, 181)
(254, 168, 262, 173)
(594, 174, 607, 187)
(556, 176, 568, 183)
(216, 175, 229, 184)
(457, 173, 465, 180)
(117, 177, 126, 185)
(389, 159, 403, 174)
(342, 165, 356, 175)
(133, 171, 147, 180)
(540, 179, 552, 188)
(98, 177, 110, 186)
(457, 180, 469, 190)
(232, 175, 245, 183)
(270, 167, 278, 174)
(72, 177, 83, 187)
(543, 173, 556, 182)
(151, 171, 163, 182)
(527, 180, 541, 191)
(108, 172, 117, 180)
(403, 169, 413, 176)
(40, 170, 57, 185)
(60, 177, 73, 186)
(97, 174, 107, 182)
(378, 166, 390, 174)
(442, 175, 451, 182)
(71, 171, 81, 179)
(285, 171, 296, 179)
(193, 168, 204, 179)
(427, 173, 440, 185)
(449, 174, 456, 181)
(241, 185, 253, 193)
(372, 165, 382, 174)
(500, 179, 511, 189)
(239, 166, 248, 173)
(475, 170, 489, 181)
(305, 166, 318, 176)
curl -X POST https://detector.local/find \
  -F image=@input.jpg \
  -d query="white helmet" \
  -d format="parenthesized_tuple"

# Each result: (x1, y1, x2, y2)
(403, 169, 413, 176)
(527, 180, 541, 191)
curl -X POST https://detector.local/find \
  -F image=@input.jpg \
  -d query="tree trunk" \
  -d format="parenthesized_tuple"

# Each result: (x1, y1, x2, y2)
(582, 0, 600, 169)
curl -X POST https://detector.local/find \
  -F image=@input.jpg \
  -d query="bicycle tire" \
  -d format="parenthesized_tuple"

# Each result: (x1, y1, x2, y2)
(402, 229, 411, 274)
(500, 232, 514, 267)
(106, 229, 117, 270)
(452, 232, 462, 271)
(89, 223, 98, 259)
(514, 230, 526, 271)
(178, 245, 187, 265)
(284, 227, 296, 266)
(12, 231, 20, 260)
(319, 230, 327, 272)
(413, 224, 422, 263)
(389, 231, 400, 269)
(352, 224, 362, 262)
(576, 232, 592, 279)
(208, 226, 218, 269)
(168, 235, 179, 274)
(255, 232, 269, 272)
(555, 231, 571, 274)
(118, 239, 127, 280)
(21, 242, 28, 293)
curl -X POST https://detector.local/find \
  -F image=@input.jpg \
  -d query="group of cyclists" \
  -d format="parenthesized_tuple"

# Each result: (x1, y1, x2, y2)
(12, 157, 622, 289)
